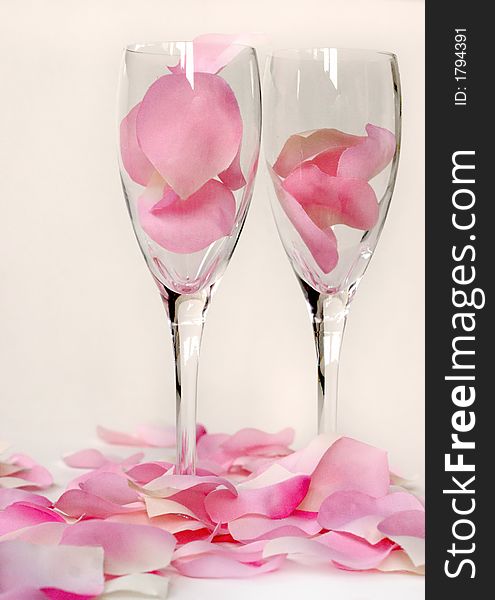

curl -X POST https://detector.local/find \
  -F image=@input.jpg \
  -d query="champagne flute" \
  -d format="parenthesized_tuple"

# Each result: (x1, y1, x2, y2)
(264, 48, 401, 433)
(118, 39, 261, 473)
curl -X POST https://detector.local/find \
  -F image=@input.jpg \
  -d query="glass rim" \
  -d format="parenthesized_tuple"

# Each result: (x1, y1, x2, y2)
(125, 41, 256, 55)
(269, 47, 397, 60)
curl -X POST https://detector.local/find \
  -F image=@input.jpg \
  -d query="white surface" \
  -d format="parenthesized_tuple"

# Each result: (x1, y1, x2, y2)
(168, 564, 424, 600)
(1, 0, 424, 574)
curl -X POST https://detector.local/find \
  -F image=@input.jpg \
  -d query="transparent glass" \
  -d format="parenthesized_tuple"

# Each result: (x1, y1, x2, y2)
(264, 48, 401, 433)
(118, 41, 261, 473)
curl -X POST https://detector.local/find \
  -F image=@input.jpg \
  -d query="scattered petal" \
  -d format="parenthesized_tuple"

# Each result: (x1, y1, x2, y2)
(63, 449, 144, 470)
(263, 532, 396, 571)
(0, 502, 64, 536)
(378, 510, 425, 566)
(299, 437, 390, 512)
(378, 549, 425, 575)
(0, 454, 53, 490)
(0, 488, 51, 511)
(126, 462, 173, 485)
(222, 428, 294, 455)
(63, 449, 108, 470)
(319, 490, 424, 530)
(0, 521, 67, 545)
(378, 509, 426, 538)
(173, 553, 284, 578)
(60, 521, 176, 576)
(197, 427, 294, 473)
(229, 512, 321, 542)
(0, 540, 104, 596)
(55, 487, 142, 520)
(80, 472, 140, 506)
(205, 465, 310, 522)
(172, 539, 284, 578)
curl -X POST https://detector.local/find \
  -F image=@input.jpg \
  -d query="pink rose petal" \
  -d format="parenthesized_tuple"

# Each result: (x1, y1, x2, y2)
(2, 454, 53, 490)
(172, 538, 285, 578)
(274, 129, 363, 178)
(269, 166, 338, 274)
(126, 461, 173, 485)
(264, 433, 341, 477)
(338, 124, 396, 181)
(377, 511, 426, 567)
(119, 102, 155, 186)
(283, 164, 379, 231)
(100, 573, 169, 598)
(63, 449, 108, 470)
(79, 472, 140, 506)
(136, 72, 242, 199)
(97, 425, 158, 447)
(316, 532, 397, 571)
(143, 473, 237, 497)
(97, 423, 205, 447)
(229, 512, 321, 542)
(299, 437, 390, 512)
(205, 465, 310, 522)
(60, 521, 176, 576)
(65, 463, 128, 492)
(173, 553, 284, 578)
(196, 434, 231, 469)
(221, 427, 294, 455)
(55, 489, 142, 520)
(378, 509, 425, 539)
(263, 531, 396, 571)
(0, 502, 64, 536)
(63, 449, 144, 470)
(108, 510, 206, 537)
(0, 463, 20, 478)
(318, 490, 424, 530)
(137, 473, 236, 527)
(308, 146, 348, 177)
(378, 550, 425, 574)
(0, 489, 51, 511)
(0, 522, 67, 545)
(0, 540, 104, 596)
(197, 427, 294, 473)
(138, 179, 236, 253)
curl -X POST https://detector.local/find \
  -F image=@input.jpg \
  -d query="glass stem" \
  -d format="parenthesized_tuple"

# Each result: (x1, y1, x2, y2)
(300, 282, 349, 434)
(162, 287, 211, 474)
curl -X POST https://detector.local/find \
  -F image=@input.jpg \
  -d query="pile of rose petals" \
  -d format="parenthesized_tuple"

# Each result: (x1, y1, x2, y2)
(0, 426, 424, 598)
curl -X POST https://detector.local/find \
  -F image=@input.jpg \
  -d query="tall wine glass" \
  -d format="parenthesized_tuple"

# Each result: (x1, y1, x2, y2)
(118, 40, 261, 473)
(264, 48, 401, 433)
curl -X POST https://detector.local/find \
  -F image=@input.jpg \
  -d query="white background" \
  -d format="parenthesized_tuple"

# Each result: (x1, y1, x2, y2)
(0, 0, 424, 597)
